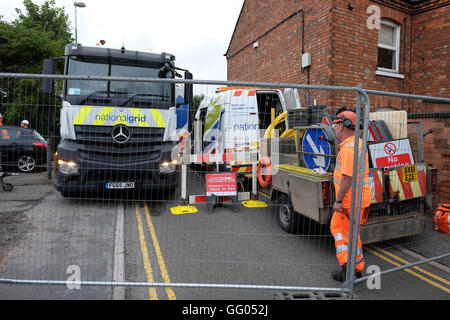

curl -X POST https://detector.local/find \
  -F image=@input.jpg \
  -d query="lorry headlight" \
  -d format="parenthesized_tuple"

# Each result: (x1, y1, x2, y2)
(57, 159, 79, 175)
(159, 160, 177, 173)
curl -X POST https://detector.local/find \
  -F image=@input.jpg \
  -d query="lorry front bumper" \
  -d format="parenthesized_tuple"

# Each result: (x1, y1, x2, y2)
(55, 139, 179, 196)
(56, 168, 179, 195)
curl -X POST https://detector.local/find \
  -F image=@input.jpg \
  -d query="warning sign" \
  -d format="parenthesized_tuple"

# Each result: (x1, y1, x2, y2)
(368, 138, 415, 169)
(206, 173, 237, 196)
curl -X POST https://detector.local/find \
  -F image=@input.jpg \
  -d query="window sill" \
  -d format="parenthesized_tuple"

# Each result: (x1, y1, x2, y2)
(375, 70, 405, 79)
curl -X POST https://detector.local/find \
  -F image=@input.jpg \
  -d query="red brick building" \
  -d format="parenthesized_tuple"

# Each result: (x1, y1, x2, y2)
(225, 0, 449, 203)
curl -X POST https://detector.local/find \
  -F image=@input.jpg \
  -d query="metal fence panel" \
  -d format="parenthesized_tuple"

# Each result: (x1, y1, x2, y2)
(0, 73, 449, 300)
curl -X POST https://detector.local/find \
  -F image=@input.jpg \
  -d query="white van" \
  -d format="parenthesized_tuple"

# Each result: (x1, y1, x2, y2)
(193, 88, 301, 171)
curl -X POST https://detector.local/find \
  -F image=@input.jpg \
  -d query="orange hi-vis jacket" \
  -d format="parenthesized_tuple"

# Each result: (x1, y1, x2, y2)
(333, 135, 371, 209)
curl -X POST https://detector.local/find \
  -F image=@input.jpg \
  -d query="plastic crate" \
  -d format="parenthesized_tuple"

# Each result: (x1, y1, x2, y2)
(288, 108, 309, 127)
(308, 105, 327, 124)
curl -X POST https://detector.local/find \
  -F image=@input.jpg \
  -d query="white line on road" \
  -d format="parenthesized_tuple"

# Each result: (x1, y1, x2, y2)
(112, 202, 125, 300)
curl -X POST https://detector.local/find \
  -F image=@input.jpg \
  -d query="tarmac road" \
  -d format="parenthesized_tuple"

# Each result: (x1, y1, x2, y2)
(0, 170, 449, 300)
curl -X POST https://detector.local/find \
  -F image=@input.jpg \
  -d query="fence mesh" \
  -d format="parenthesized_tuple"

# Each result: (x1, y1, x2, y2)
(0, 74, 449, 300)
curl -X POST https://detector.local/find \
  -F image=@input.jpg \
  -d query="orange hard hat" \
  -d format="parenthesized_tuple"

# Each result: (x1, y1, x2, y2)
(332, 110, 356, 129)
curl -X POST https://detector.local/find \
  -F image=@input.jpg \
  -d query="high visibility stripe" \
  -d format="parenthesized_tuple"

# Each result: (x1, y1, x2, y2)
(130, 108, 150, 127)
(150, 109, 166, 128)
(336, 244, 348, 253)
(397, 168, 414, 199)
(417, 165, 427, 195)
(410, 179, 422, 198)
(233, 90, 255, 97)
(370, 170, 383, 203)
(389, 166, 427, 200)
(334, 233, 344, 242)
(231, 166, 252, 173)
(73, 106, 93, 125)
(92, 107, 114, 125)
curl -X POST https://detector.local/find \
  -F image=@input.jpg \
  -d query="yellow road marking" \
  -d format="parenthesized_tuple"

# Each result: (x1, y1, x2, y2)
(366, 246, 450, 294)
(372, 245, 450, 286)
(135, 203, 158, 300)
(143, 202, 176, 300)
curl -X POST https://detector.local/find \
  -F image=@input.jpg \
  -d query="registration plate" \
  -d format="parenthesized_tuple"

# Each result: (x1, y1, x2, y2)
(106, 182, 135, 189)
(402, 165, 417, 183)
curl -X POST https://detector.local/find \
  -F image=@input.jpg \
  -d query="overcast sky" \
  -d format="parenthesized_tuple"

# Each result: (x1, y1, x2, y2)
(1, 0, 244, 81)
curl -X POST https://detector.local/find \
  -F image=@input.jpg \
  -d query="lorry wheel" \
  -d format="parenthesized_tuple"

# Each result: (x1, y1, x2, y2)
(277, 193, 300, 234)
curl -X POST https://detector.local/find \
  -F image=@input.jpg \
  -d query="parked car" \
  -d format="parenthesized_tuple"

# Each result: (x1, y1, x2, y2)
(0, 126, 48, 173)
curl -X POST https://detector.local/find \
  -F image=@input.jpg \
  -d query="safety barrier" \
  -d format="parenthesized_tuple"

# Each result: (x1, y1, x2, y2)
(0, 72, 449, 301)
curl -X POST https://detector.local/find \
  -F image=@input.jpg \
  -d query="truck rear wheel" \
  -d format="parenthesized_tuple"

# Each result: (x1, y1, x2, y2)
(277, 193, 300, 233)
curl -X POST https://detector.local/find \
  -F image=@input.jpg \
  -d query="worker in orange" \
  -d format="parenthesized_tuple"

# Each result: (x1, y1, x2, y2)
(330, 109, 371, 282)
(0, 113, 10, 140)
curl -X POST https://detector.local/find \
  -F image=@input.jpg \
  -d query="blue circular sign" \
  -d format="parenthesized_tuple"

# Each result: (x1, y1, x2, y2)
(301, 128, 332, 171)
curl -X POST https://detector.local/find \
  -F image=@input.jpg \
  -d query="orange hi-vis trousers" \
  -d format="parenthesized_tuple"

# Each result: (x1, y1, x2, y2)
(330, 207, 368, 272)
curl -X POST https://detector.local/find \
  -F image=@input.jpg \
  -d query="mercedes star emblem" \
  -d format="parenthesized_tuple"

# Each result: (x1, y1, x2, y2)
(111, 125, 131, 144)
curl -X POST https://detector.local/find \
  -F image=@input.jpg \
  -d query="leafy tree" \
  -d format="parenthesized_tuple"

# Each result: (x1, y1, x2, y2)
(190, 94, 205, 121)
(0, 0, 72, 141)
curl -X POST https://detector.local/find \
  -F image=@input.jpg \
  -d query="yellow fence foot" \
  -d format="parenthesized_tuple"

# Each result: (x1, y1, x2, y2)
(170, 205, 198, 215)
(242, 200, 268, 208)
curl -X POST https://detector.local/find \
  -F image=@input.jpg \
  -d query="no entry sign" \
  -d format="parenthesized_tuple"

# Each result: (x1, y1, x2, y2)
(206, 173, 237, 196)
(368, 138, 415, 168)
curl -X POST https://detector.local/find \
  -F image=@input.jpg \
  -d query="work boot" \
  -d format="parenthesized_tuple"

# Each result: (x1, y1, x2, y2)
(331, 264, 347, 282)
(331, 264, 363, 282)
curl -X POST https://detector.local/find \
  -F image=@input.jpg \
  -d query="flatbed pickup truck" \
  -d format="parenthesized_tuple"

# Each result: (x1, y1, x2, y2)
(258, 118, 436, 244)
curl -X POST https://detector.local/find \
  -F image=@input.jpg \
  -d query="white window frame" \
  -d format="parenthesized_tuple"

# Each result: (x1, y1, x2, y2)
(376, 19, 402, 77)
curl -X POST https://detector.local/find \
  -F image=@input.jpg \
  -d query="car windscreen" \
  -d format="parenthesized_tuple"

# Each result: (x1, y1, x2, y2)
(31, 131, 46, 141)
(66, 56, 172, 107)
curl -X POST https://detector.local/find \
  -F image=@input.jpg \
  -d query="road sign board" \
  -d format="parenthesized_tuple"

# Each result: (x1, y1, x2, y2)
(368, 138, 415, 168)
(301, 128, 332, 171)
(206, 173, 237, 196)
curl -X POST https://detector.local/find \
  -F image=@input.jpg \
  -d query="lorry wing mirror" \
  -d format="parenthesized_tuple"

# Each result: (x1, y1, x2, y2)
(42, 59, 55, 94)
(158, 61, 175, 79)
(184, 71, 193, 106)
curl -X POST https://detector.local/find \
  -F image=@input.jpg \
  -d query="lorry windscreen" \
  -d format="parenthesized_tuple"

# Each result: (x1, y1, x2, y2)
(66, 56, 172, 108)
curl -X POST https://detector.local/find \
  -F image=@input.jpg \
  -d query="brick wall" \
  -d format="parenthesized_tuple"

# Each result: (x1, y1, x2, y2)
(226, 0, 334, 107)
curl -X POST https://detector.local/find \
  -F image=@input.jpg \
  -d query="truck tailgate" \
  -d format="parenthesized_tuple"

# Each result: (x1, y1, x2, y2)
(361, 212, 425, 244)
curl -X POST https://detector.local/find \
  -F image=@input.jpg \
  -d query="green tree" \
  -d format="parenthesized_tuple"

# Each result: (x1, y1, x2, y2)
(0, 0, 72, 140)
(190, 94, 205, 121)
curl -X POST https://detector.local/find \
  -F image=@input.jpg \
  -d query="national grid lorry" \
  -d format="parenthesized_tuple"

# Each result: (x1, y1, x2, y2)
(42, 43, 192, 197)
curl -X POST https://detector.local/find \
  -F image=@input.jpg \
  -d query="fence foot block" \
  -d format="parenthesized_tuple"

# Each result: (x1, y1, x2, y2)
(170, 205, 198, 215)
(274, 291, 351, 300)
(242, 200, 268, 208)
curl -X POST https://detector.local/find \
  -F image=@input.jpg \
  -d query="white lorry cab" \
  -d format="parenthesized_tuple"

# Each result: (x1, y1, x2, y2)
(193, 87, 301, 172)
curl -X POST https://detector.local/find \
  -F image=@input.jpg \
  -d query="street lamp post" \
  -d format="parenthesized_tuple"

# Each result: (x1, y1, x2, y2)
(74, 2, 86, 44)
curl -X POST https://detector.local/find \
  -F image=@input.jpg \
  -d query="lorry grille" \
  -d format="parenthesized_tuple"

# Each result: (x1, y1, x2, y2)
(74, 125, 164, 164)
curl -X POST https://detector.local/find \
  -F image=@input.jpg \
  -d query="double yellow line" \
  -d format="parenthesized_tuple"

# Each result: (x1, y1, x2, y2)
(366, 245, 450, 294)
(135, 202, 176, 300)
